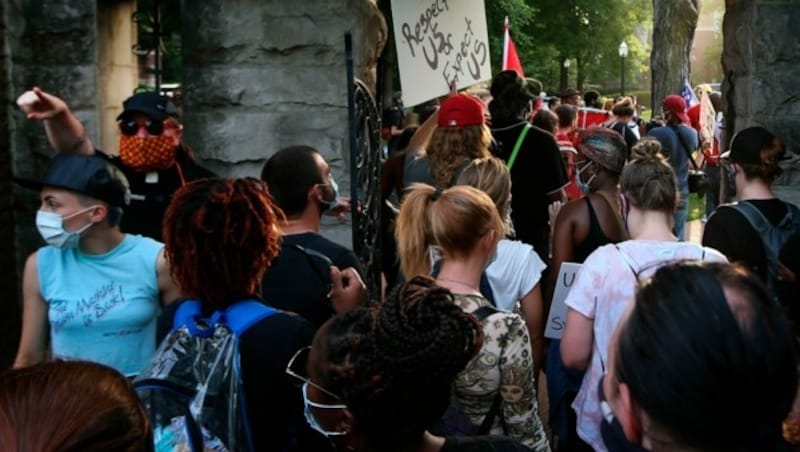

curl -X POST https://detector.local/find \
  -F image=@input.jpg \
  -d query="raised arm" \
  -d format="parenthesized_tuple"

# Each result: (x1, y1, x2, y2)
(14, 253, 50, 368)
(17, 87, 94, 155)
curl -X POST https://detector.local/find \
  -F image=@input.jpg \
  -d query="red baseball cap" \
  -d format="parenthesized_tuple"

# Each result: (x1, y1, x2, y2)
(662, 95, 690, 124)
(438, 94, 485, 128)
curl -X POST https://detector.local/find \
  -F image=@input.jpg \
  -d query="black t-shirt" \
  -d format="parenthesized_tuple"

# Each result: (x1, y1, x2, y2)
(262, 232, 364, 330)
(491, 122, 568, 263)
(98, 149, 216, 241)
(702, 199, 792, 283)
(158, 301, 331, 452)
(440, 436, 532, 451)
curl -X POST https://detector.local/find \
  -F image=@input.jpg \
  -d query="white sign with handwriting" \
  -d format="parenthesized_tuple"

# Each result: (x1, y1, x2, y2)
(391, 0, 492, 107)
(544, 262, 582, 340)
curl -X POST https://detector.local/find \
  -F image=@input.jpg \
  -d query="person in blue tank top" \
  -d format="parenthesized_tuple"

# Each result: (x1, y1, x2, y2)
(13, 154, 180, 377)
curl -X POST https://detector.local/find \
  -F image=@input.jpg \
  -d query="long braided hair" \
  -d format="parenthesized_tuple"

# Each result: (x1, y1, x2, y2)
(162, 177, 282, 313)
(317, 276, 483, 449)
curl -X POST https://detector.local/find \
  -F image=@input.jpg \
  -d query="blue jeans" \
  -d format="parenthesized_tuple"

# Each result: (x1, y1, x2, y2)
(674, 193, 689, 241)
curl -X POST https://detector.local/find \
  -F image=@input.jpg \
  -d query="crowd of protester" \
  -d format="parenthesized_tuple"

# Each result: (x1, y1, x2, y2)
(4, 69, 800, 452)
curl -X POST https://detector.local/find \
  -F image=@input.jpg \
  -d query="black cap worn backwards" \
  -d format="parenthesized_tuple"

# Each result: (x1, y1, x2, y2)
(14, 154, 131, 208)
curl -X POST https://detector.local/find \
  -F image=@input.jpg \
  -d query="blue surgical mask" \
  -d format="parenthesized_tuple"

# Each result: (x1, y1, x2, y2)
(319, 177, 340, 210)
(575, 160, 596, 195)
(302, 382, 348, 437)
(36, 206, 96, 249)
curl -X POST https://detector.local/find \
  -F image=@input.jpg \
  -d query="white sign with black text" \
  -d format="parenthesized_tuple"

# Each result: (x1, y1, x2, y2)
(390, 0, 492, 107)
(544, 262, 582, 340)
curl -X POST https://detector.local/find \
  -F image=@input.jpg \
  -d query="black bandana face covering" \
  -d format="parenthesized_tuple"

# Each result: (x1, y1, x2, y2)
(598, 375, 649, 452)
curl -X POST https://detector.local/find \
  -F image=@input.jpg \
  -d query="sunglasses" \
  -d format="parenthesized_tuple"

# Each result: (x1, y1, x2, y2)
(285, 346, 343, 401)
(118, 118, 165, 136)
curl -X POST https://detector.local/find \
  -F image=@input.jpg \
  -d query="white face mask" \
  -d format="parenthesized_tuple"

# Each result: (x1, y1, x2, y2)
(36, 206, 97, 249)
(302, 382, 348, 437)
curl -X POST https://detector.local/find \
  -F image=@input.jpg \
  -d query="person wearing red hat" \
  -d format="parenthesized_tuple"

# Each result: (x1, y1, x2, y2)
(406, 93, 492, 189)
(17, 87, 216, 241)
(646, 94, 699, 240)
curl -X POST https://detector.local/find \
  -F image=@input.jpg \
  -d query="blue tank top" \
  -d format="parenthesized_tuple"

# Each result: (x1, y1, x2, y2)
(37, 234, 164, 376)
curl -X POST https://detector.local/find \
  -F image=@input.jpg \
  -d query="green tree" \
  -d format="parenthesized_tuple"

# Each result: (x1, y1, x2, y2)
(483, 0, 652, 95)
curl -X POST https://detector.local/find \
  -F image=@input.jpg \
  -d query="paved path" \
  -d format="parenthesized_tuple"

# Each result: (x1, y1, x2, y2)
(685, 219, 705, 244)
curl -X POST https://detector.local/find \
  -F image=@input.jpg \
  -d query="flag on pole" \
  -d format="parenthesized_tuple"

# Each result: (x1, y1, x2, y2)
(681, 79, 699, 107)
(503, 17, 524, 78)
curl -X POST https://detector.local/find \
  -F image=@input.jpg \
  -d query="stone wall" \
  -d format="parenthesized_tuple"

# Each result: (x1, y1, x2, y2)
(1, 0, 100, 369)
(723, 0, 800, 205)
(0, 0, 20, 369)
(181, 0, 386, 245)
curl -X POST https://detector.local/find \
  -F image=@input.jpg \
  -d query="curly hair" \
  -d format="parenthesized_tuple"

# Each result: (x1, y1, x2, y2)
(163, 177, 283, 313)
(317, 276, 483, 449)
(425, 125, 491, 188)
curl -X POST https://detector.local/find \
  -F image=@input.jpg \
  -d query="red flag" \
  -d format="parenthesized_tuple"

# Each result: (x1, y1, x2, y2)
(503, 17, 524, 78)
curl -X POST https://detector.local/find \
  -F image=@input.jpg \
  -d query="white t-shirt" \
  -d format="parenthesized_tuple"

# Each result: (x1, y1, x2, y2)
(486, 239, 547, 312)
(564, 240, 727, 451)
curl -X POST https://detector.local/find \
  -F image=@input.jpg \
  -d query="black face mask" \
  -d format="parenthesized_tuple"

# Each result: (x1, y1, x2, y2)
(598, 375, 649, 452)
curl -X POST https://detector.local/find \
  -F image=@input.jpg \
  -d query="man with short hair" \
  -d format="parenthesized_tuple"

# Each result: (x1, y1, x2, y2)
(260, 146, 364, 330)
(648, 95, 699, 240)
(560, 88, 581, 107)
(583, 90, 602, 109)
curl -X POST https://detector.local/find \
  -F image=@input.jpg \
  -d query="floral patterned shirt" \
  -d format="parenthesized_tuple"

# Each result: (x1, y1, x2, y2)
(452, 293, 550, 451)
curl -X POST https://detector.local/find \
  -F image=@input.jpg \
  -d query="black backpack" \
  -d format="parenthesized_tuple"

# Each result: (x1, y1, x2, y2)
(729, 200, 800, 299)
(429, 306, 505, 437)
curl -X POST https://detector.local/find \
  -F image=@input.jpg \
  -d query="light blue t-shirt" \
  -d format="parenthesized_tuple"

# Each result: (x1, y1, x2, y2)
(37, 234, 163, 376)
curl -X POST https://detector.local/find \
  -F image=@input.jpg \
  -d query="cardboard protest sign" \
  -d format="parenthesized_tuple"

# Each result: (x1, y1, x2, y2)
(544, 262, 582, 340)
(391, 0, 492, 106)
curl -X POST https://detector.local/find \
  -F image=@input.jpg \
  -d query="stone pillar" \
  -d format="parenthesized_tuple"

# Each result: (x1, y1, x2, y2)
(97, 0, 139, 154)
(0, 0, 21, 369)
(722, 0, 800, 204)
(181, 0, 386, 245)
(2, 0, 99, 368)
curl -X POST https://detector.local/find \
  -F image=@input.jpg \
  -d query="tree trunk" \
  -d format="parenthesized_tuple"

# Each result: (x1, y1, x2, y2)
(651, 0, 699, 108)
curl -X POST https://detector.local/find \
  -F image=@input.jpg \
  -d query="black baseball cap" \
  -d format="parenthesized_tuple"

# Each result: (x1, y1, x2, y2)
(721, 126, 778, 165)
(14, 154, 131, 208)
(116, 91, 179, 121)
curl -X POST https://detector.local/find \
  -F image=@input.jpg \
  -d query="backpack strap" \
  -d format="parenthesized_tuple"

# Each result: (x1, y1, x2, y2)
(224, 300, 279, 336)
(668, 124, 701, 171)
(471, 304, 505, 435)
(506, 123, 532, 171)
(614, 244, 641, 279)
(173, 299, 278, 338)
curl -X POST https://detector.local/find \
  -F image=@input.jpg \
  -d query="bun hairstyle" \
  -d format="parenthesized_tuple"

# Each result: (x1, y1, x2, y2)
(395, 184, 505, 278)
(611, 97, 635, 117)
(620, 138, 678, 213)
(614, 262, 797, 451)
(319, 276, 483, 448)
(743, 135, 786, 183)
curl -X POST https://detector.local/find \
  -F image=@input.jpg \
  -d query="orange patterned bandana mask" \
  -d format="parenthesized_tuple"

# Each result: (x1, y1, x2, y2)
(119, 135, 177, 172)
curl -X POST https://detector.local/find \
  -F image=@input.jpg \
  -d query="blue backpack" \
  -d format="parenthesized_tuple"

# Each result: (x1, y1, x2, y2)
(134, 300, 277, 452)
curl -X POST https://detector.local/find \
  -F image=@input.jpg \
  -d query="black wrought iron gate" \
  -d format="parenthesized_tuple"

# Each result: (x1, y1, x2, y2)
(345, 33, 382, 301)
